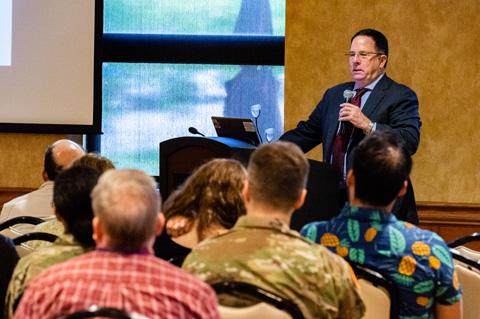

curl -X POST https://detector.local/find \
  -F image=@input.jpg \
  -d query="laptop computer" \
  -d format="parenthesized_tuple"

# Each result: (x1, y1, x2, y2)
(211, 116, 261, 146)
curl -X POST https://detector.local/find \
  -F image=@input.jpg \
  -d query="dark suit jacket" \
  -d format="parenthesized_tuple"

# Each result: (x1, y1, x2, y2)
(282, 74, 421, 223)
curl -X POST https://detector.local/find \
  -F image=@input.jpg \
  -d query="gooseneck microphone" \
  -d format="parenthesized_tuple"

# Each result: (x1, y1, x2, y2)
(340, 90, 356, 134)
(250, 104, 263, 143)
(188, 127, 205, 137)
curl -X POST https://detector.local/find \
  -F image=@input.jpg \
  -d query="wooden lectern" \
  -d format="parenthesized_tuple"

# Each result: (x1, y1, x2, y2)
(159, 136, 340, 231)
(159, 136, 255, 200)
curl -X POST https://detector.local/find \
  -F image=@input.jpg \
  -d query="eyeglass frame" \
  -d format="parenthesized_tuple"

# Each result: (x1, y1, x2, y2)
(345, 51, 385, 60)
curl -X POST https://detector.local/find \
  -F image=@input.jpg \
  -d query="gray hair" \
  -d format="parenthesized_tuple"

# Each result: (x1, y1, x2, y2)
(91, 169, 161, 252)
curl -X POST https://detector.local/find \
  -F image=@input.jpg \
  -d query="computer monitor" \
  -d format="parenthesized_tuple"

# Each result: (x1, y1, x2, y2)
(211, 116, 261, 146)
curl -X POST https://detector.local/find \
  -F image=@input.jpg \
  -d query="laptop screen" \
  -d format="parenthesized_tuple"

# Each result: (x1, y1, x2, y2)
(211, 116, 261, 146)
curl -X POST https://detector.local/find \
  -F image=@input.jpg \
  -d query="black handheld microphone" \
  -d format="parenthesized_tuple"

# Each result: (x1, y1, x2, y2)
(340, 90, 355, 134)
(188, 127, 205, 137)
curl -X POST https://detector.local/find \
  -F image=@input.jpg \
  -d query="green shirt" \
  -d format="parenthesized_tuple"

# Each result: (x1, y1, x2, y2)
(5, 233, 90, 318)
(183, 215, 365, 319)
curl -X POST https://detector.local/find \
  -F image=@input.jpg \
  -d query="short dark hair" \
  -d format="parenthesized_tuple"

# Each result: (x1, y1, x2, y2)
(43, 145, 61, 181)
(53, 166, 101, 247)
(352, 131, 412, 207)
(248, 141, 309, 211)
(352, 29, 388, 57)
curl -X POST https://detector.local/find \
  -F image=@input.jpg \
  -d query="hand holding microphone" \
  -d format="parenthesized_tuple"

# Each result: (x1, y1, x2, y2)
(340, 90, 355, 134)
(340, 89, 373, 133)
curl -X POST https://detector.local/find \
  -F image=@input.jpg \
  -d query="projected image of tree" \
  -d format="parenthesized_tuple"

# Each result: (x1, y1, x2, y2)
(101, 0, 285, 175)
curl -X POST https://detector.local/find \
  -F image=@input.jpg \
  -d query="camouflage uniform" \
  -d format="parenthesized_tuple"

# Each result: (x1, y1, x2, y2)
(25, 219, 65, 250)
(5, 233, 90, 318)
(183, 215, 365, 319)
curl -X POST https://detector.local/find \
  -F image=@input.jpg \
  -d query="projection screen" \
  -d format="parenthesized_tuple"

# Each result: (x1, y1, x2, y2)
(0, 0, 101, 133)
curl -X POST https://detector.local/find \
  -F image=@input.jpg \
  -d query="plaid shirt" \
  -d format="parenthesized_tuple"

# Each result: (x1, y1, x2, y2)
(14, 250, 220, 319)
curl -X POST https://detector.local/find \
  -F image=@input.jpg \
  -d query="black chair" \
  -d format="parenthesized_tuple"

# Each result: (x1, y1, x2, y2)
(447, 233, 480, 262)
(211, 281, 304, 319)
(447, 232, 480, 248)
(153, 229, 192, 263)
(7, 232, 59, 313)
(0, 216, 44, 231)
(167, 255, 188, 267)
(12, 232, 58, 258)
(12, 232, 58, 245)
(57, 305, 133, 319)
(450, 249, 480, 271)
(350, 263, 399, 319)
(0, 235, 19, 319)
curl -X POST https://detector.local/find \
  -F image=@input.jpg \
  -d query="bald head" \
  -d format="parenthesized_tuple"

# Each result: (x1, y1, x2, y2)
(44, 139, 85, 181)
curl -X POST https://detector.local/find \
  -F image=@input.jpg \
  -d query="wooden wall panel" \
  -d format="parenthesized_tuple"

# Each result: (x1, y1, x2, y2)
(285, 0, 480, 204)
(418, 202, 480, 250)
(1, 189, 478, 251)
(0, 134, 64, 188)
(2, 191, 478, 246)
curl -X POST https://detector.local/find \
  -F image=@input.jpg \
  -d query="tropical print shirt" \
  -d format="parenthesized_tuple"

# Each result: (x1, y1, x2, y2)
(183, 215, 365, 319)
(301, 204, 462, 319)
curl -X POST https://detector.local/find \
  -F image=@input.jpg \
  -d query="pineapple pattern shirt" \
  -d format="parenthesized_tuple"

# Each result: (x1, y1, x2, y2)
(301, 204, 462, 319)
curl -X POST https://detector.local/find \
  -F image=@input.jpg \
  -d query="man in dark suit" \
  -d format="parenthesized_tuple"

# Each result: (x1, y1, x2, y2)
(281, 29, 421, 223)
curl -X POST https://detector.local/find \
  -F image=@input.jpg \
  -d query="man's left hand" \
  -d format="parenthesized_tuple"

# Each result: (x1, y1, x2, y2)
(339, 102, 371, 131)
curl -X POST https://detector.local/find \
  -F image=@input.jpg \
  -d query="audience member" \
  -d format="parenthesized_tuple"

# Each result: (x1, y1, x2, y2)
(6, 166, 100, 318)
(155, 159, 246, 262)
(301, 131, 462, 318)
(0, 235, 18, 319)
(14, 169, 220, 319)
(0, 139, 85, 234)
(183, 142, 365, 319)
(71, 152, 115, 172)
(29, 152, 115, 246)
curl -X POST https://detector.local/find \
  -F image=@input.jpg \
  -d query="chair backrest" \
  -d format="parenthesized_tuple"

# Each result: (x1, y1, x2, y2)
(218, 303, 292, 319)
(455, 264, 480, 319)
(0, 215, 45, 238)
(447, 232, 480, 248)
(167, 255, 187, 267)
(13, 232, 58, 257)
(357, 279, 391, 319)
(56, 305, 147, 319)
(211, 281, 304, 319)
(450, 249, 480, 319)
(0, 216, 45, 231)
(452, 246, 480, 262)
(350, 263, 399, 319)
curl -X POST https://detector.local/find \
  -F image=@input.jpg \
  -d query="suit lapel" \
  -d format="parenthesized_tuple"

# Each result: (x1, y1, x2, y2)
(361, 75, 392, 118)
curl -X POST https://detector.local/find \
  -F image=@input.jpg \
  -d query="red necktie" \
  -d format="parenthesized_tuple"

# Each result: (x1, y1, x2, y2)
(331, 88, 368, 185)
